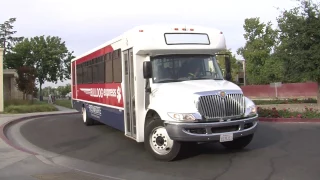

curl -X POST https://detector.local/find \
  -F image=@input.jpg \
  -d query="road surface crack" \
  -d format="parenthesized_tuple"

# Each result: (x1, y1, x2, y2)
(264, 141, 290, 180)
(212, 153, 237, 180)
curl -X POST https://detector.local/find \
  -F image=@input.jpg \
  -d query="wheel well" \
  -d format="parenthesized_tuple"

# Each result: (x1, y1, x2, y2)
(145, 109, 160, 127)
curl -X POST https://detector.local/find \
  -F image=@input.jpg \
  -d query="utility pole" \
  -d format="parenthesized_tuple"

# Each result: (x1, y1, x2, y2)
(243, 60, 246, 86)
(1, 29, 7, 59)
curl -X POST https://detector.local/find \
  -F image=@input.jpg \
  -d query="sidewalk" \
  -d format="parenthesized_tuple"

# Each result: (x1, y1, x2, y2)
(0, 105, 103, 180)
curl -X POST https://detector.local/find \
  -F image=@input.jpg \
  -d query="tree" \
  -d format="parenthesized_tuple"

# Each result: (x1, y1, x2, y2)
(7, 35, 75, 100)
(275, 0, 320, 104)
(15, 66, 37, 100)
(237, 17, 280, 85)
(56, 84, 71, 96)
(63, 84, 71, 95)
(42, 86, 51, 97)
(33, 86, 39, 98)
(4, 43, 30, 69)
(0, 18, 24, 68)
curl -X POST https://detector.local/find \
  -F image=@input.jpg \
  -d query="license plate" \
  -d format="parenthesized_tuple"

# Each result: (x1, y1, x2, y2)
(220, 133, 233, 142)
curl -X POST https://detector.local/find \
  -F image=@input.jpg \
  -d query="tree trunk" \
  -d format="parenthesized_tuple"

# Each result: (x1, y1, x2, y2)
(39, 83, 42, 101)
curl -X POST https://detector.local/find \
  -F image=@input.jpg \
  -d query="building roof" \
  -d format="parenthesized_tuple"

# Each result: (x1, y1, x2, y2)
(3, 69, 18, 77)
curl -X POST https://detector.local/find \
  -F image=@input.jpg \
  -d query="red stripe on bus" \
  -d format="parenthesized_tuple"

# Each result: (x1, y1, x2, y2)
(75, 83, 124, 108)
(75, 45, 113, 64)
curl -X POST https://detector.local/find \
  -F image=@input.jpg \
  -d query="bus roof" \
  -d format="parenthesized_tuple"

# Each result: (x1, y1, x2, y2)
(71, 24, 226, 62)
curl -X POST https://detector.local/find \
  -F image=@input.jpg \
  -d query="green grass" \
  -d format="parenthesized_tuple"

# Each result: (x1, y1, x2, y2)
(55, 99, 73, 109)
(3, 99, 58, 114)
(253, 98, 317, 105)
(4, 99, 45, 108)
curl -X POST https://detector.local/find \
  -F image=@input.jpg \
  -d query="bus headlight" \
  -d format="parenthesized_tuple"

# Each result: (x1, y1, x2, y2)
(246, 105, 257, 115)
(167, 112, 200, 121)
(244, 97, 257, 117)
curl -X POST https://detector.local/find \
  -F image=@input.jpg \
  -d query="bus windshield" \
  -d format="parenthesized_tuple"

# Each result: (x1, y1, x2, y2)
(151, 54, 224, 83)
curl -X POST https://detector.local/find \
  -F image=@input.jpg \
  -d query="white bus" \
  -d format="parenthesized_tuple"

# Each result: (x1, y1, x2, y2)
(70, 24, 258, 161)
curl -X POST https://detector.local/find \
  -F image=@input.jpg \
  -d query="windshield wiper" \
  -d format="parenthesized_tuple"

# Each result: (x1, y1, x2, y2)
(191, 77, 224, 80)
(191, 77, 210, 80)
(157, 79, 184, 83)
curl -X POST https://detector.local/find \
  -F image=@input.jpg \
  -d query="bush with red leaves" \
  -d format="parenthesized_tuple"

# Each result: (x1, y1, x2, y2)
(257, 106, 320, 118)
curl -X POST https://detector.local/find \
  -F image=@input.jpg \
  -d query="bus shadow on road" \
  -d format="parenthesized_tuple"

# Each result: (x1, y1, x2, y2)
(175, 123, 283, 161)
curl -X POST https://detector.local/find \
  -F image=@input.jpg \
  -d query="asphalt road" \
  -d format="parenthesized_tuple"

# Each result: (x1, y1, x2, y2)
(17, 114, 320, 180)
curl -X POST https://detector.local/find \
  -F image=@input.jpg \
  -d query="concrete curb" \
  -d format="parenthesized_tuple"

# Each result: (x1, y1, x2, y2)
(259, 117, 320, 122)
(0, 111, 78, 155)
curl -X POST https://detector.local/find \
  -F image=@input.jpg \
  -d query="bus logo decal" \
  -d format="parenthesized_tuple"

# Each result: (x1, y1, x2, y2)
(80, 88, 91, 95)
(79, 87, 122, 103)
(116, 86, 122, 103)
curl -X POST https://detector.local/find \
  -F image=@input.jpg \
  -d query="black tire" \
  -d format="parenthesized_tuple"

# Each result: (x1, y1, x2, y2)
(144, 119, 182, 161)
(82, 106, 94, 126)
(220, 134, 254, 150)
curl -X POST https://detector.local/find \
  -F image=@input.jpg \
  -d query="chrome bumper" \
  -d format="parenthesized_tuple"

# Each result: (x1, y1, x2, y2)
(164, 115, 259, 142)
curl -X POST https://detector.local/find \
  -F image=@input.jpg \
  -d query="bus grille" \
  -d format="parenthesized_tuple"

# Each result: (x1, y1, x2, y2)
(197, 93, 245, 119)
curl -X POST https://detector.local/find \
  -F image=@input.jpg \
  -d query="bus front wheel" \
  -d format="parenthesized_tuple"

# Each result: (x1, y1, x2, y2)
(144, 119, 181, 161)
(82, 106, 94, 126)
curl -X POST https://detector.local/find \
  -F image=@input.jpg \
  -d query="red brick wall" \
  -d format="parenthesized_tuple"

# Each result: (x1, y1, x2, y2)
(240, 82, 318, 99)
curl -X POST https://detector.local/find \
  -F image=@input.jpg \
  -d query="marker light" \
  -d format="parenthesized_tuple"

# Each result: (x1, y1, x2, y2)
(182, 28, 186, 31)
(174, 28, 178, 30)
(139, 30, 143, 32)
(190, 28, 194, 31)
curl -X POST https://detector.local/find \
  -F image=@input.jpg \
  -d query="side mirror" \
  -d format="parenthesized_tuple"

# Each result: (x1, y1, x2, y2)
(224, 56, 232, 81)
(143, 61, 152, 79)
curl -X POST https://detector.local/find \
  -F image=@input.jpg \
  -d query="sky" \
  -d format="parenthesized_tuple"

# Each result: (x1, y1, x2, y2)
(1, 0, 299, 88)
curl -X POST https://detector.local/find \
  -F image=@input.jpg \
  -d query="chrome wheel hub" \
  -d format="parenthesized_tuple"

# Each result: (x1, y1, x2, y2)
(82, 108, 86, 122)
(149, 126, 174, 155)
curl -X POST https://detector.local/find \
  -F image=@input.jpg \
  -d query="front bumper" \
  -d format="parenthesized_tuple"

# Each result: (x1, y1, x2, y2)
(164, 115, 259, 142)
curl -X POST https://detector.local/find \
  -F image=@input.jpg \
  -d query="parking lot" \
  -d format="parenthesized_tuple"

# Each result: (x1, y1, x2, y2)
(6, 114, 320, 180)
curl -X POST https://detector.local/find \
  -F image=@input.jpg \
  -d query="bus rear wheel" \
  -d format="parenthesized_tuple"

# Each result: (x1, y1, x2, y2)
(145, 119, 181, 161)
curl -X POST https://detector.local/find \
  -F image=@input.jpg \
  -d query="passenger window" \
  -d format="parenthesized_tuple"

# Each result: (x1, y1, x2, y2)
(113, 49, 122, 83)
(105, 53, 113, 83)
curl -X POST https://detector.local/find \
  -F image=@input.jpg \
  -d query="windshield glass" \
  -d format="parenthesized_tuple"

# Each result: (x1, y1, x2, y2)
(151, 54, 224, 83)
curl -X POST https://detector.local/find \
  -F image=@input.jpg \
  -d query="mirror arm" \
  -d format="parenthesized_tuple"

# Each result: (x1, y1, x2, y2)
(145, 79, 151, 93)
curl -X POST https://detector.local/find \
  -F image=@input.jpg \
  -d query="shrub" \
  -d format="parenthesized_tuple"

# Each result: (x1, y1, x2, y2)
(4, 99, 45, 108)
(257, 106, 320, 118)
(3, 99, 57, 114)
(254, 98, 317, 105)
(4, 104, 58, 114)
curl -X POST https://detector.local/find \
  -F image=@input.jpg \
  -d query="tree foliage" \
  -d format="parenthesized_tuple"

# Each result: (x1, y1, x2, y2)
(57, 84, 71, 96)
(275, 0, 320, 83)
(7, 35, 75, 96)
(237, 0, 320, 103)
(0, 18, 24, 68)
(274, 0, 320, 103)
(237, 17, 280, 85)
(15, 66, 37, 100)
(41, 84, 71, 97)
